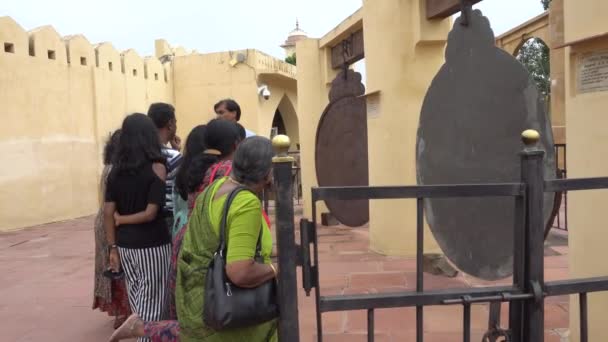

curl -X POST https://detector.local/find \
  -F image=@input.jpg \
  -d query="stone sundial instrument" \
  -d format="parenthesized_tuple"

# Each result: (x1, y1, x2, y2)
(416, 9, 556, 280)
(315, 69, 369, 227)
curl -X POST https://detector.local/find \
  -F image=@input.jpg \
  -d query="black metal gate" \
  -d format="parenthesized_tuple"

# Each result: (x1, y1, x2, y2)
(552, 143, 568, 231)
(271, 132, 608, 342)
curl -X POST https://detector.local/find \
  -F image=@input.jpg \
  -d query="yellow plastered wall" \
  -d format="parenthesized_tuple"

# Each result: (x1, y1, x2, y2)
(92, 42, 127, 171)
(29, 26, 67, 66)
(565, 36, 608, 342)
(172, 51, 257, 139)
(549, 0, 566, 145)
(564, 2, 608, 341)
(172, 50, 298, 146)
(121, 49, 147, 113)
(563, 1, 608, 44)
(0, 16, 173, 231)
(363, 0, 449, 255)
(0, 17, 295, 231)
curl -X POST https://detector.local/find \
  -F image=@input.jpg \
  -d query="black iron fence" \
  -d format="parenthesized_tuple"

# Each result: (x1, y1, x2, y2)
(552, 143, 568, 231)
(271, 134, 608, 342)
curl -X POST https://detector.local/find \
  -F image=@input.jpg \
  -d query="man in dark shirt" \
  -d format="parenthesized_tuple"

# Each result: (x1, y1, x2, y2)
(148, 103, 182, 228)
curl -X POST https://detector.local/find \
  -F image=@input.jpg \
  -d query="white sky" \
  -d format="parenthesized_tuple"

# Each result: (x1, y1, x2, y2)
(1, 0, 546, 59)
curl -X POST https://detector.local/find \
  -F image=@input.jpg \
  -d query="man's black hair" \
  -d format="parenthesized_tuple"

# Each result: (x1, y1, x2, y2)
(147, 102, 176, 129)
(214, 99, 241, 121)
(235, 123, 246, 141)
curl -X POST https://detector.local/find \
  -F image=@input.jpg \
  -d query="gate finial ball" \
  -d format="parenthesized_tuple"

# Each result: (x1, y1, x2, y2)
(522, 129, 540, 146)
(272, 134, 290, 151)
(272, 134, 293, 162)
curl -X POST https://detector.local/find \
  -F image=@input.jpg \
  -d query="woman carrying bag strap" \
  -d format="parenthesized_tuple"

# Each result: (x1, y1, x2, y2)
(175, 137, 279, 342)
(204, 186, 278, 330)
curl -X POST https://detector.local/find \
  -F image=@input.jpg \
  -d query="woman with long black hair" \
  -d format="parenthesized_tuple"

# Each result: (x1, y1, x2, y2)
(172, 125, 207, 238)
(104, 113, 171, 342)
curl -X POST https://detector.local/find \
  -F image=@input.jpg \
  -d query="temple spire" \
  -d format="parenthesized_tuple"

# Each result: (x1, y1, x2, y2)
(281, 18, 308, 57)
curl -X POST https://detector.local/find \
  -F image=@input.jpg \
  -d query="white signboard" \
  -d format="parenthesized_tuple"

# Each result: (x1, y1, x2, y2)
(578, 50, 608, 94)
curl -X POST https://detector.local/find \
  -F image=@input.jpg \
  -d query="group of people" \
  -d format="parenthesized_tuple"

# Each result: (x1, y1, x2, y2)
(92, 99, 278, 342)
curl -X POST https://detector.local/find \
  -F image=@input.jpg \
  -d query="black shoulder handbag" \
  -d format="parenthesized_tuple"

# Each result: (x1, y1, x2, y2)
(203, 186, 278, 330)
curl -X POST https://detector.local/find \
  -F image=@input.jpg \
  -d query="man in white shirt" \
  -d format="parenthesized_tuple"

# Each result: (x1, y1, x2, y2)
(214, 98, 256, 137)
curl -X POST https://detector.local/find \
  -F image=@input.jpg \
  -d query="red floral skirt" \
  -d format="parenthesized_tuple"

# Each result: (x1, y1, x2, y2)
(93, 279, 131, 317)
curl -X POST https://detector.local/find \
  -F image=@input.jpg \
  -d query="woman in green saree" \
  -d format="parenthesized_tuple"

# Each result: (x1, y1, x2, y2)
(175, 136, 278, 342)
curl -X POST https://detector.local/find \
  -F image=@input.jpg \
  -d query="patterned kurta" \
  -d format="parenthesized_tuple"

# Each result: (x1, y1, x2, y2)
(92, 165, 131, 317)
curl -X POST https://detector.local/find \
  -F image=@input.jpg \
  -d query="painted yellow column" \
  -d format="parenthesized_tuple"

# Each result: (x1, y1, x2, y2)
(563, 1, 608, 341)
(549, 0, 566, 145)
(363, 0, 450, 255)
(295, 39, 336, 219)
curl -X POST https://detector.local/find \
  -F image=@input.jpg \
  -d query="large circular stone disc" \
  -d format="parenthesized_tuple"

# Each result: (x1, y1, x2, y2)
(416, 10, 555, 280)
(315, 73, 369, 227)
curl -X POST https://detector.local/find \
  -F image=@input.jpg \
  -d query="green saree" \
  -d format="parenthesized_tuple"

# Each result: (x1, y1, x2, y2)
(175, 177, 277, 342)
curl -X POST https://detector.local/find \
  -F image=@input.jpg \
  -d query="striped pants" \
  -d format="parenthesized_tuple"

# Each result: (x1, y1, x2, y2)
(119, 244, 171, 342)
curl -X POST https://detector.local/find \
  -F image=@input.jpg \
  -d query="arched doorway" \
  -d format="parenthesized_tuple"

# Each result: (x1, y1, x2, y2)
(271, 109, 287, 136)
(268, 95, 301, 203)
(270, 95, 299, 150)
(515, 37, 551, 101)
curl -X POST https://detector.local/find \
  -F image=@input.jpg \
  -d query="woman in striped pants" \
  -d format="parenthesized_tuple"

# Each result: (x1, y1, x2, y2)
(104, 113, 172, 342)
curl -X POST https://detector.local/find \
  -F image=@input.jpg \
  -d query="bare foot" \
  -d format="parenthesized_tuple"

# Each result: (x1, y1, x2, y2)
(109, 314, 143, 342)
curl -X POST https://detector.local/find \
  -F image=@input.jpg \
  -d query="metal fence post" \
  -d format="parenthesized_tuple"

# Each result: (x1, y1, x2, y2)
(272, 135, 300, 341)
(520, 129, 546, 342)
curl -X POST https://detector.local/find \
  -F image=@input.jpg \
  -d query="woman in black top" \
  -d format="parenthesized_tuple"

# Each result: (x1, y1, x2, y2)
(104, 113, 172, 342)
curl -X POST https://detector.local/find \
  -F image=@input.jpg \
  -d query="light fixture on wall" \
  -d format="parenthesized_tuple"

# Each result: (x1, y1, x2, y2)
(258, 84, 271, 100)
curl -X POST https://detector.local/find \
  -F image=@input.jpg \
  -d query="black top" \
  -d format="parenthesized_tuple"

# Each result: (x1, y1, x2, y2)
(105, 163, 171, 249)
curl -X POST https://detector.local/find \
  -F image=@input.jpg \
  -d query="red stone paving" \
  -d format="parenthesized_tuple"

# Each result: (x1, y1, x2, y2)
(0, 212, 571, 341)
(293, 216, 571, 341)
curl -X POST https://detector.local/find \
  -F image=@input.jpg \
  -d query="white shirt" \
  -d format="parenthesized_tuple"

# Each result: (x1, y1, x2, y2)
(245, 128, 256, 138)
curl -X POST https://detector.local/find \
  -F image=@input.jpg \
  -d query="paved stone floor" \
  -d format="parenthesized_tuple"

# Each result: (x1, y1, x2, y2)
(0, 212, 570, 341)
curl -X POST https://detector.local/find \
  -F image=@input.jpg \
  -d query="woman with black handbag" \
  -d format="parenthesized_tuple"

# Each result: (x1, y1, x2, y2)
(175, 136, 278, 342)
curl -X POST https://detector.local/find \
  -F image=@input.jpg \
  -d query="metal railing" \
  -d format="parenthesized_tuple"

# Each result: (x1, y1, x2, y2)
(552, 143, 568, 231)
(271, 133, 608, 342)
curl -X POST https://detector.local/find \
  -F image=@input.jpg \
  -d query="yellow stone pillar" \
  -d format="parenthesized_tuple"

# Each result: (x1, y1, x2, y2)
(363, 0, 450, 255)
(295, 39, 337, 219)
(563, 1, 608, 341)
(549, 0, 566, 145)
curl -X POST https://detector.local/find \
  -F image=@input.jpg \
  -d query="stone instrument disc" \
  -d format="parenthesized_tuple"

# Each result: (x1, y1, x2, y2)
(315, 69, 369, 227)
(416, 10, 555, 280)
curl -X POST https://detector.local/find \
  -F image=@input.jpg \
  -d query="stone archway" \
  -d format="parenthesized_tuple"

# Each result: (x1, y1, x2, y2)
(270, 94, 300, 150)
(495, 8, 566, 146)
(268, 94, 302, 204)
(495, 12, 550, 55)
(514, 37, 551, 100)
